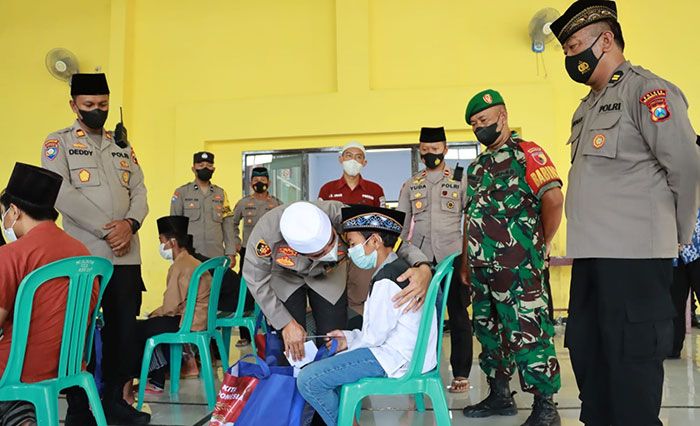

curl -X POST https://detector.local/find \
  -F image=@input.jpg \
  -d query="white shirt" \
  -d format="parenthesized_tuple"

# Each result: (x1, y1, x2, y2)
(342, 252, 438, 378)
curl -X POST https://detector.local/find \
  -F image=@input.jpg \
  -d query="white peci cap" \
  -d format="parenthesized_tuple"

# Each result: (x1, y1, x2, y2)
(340, 141, 366, 155)
(280, 202, 332, 254)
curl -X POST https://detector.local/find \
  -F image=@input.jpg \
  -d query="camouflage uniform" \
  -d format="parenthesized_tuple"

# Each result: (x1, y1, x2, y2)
(465, 137, 562, 396)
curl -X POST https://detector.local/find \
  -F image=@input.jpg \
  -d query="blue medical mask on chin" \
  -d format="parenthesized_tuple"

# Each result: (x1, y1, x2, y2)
(2, 209, 18, 243)
(348, 237, 378, 270)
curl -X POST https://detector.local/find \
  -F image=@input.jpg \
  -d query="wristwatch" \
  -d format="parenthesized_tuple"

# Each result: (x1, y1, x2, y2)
(126, 218, 141, 234)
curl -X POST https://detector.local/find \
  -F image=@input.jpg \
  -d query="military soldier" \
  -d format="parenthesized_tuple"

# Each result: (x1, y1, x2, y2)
(171, 152, 236, 265)
(230, 166, 281, 345)
(41, 73, 150, 424)
(461, 90, 564, 426)
(242, 200, 433, 363)
(551, 2, 700, 424)
(397, 126, 473, 394)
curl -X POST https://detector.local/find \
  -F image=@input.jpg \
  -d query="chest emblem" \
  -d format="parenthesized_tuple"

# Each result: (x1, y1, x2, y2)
(78, 169, 91, 183)
(592, 134, 606, 149)
(276, 256, 295, 267)
(121, 171, 130, 185)
(277, 247, 298, 257)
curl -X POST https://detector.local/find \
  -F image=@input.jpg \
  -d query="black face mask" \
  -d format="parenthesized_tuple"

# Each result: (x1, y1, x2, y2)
(196, 168, 214, 181)
(565, 33, 605, 84)
(253, 182, 268, 193)
(421, 152, 445, 170)
(475, 122, 502, 147)
(78, 108, 108, 129)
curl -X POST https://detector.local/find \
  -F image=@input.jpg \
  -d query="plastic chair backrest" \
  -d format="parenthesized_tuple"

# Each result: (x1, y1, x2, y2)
(0, 256, 113, 386)
(178, 256, 230, 334)
(400, 252, 458, 380)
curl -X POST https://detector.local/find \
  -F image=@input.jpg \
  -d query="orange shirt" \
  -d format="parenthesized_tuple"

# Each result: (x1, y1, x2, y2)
(0, 221, 96, 383)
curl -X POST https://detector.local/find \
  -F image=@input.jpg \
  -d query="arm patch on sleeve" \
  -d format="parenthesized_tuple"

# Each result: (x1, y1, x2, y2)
(519, 141, 562, 196)
(640, 89, 671, 123)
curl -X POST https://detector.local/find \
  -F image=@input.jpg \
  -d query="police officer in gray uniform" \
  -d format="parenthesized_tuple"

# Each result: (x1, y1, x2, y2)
(397, 126, 472, 393)
(242, 200, 434, 364)
(551, 2, 700, 425)
(232, 167, 282, 273)
(41, 73, 150, 424)
(171, 152, 236, 265)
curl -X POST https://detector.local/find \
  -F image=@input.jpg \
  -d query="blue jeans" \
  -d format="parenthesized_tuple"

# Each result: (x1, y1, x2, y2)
(297, 348, 386, 425)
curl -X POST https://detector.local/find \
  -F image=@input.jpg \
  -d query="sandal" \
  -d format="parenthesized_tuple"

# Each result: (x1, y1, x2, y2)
(236, 338, 251, 348)
(448, 377, 470, 393)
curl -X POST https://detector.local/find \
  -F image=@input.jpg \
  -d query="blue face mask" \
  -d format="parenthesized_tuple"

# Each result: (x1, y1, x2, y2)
(348, 237, 378, 270)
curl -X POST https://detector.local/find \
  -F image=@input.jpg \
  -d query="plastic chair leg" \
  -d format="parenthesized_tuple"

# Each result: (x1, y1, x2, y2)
(136, 340, 157, 411)
(246, 324, 257, 356)
(169, 344, 183, 397)
(428, 379, 451, 426)
(221, 326, 232, 355)
(415, 392, 426, 412)
(214, 330, 230, 371)
(337, 388, 360, 426)
(35, 386, 59, 426)
(355, 401, 361, 422)
(81, 375, 108, 426)
(197, 337, 217, 410)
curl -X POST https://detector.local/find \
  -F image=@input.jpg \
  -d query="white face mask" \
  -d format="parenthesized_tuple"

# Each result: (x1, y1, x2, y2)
(342, 159, 363, 177)
(317, 236, 339, 263)
(159, 242, 174, 261)
(2, 208, 17, 243)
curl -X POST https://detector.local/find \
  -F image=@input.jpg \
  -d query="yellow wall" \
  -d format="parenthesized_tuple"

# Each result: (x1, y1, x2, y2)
(1, 0, 698, 313)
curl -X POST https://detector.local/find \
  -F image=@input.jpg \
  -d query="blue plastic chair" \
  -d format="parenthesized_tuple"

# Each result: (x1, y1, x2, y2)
(0, 256, 113, 426)
(337, 252, 459, 426)
(136, 256, 230, 411)
(215, 277, 261, 370)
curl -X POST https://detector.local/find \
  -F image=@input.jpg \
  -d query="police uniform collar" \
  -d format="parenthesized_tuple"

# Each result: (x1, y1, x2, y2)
(192, 182, 215, 191)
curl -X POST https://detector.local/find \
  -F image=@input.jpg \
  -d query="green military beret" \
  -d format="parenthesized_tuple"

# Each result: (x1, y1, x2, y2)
(465, 89, 505, 123)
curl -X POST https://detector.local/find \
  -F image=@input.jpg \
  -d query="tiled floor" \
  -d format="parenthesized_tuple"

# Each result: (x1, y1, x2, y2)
(59, 327, 700, 425)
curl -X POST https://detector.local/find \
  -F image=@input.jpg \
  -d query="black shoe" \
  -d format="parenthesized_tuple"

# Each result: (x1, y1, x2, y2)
(521, 395, 561, 426)
(102, 398, 151, 425)
(65, 411, 98, 426)
(65, 389, 97, 426)
(463, 378, 517, 418)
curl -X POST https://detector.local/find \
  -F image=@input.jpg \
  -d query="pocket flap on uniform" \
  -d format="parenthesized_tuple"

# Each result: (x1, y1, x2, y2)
(625, 296, 675, 323)
(589, 112, 621, 130)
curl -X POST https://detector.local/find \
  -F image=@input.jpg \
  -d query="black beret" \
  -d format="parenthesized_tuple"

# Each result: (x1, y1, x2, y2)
(5, 163, 63, 209)
(70, 73, 110, 96)
(551, 1, 618, 44)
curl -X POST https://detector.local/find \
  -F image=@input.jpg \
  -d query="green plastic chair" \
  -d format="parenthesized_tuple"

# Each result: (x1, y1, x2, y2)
(0, 256, 113, 426)
(337, 252, 459, 426)
(215, 276, 264, 370)
(136, 256, 230, 411)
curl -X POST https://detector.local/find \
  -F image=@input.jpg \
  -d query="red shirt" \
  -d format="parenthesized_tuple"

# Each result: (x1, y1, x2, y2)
(318, 176, 385, 207)
(0, 222, 96, 383)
